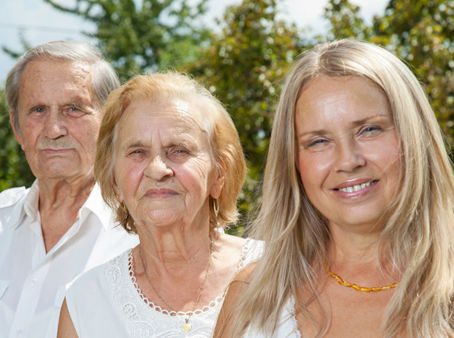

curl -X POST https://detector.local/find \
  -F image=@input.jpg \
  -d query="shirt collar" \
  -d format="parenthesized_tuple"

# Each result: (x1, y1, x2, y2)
(23, 180, 40, 222)
(82, 183, 115, 230)
(22, 181, 114, 231)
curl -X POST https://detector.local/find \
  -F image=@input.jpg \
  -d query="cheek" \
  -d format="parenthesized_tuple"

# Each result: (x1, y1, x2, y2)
(367, 136, 403, 179)
(115, 161, 144, 197)
(297, 151, 332, 190)
(178, 161, 212, 195)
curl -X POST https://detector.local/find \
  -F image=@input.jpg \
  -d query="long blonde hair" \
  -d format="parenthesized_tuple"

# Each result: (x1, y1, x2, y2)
(233, 39, 454, 337)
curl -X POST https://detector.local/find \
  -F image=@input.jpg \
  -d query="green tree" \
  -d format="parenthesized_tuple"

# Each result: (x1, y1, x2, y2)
(0, 89, 34, 190)
(43, 0, 210, 80)
(323, 0, 453, 155)
(187, 0, 302, 234)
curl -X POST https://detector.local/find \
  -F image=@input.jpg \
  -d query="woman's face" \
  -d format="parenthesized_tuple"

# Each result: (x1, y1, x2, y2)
(295, 75, 402, 232)
(113, 97, 223, 229)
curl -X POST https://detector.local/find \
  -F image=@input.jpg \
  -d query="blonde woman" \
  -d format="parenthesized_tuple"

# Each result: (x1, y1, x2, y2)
(214, 39, 454, 337)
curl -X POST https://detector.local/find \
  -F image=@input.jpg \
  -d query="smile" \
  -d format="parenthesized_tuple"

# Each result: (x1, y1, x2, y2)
(335, 180, 378, 193)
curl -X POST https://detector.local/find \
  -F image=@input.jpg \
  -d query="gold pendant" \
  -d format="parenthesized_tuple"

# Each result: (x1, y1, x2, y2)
(182, 318, 192, 332)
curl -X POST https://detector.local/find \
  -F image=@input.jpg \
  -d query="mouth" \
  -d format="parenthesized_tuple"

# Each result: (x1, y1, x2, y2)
(40, 148, 73, 155)
(334, 179, 379, 193)
(145, 188, 178, 197)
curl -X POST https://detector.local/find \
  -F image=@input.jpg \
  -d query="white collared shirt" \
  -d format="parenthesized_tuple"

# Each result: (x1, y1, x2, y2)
(0, 181, 139, 338)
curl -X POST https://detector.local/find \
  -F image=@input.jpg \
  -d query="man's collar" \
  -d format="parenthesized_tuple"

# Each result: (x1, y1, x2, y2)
(82, 183, 115, 230)
(22, 181, 114, 231)
(23, 180, 40, 222)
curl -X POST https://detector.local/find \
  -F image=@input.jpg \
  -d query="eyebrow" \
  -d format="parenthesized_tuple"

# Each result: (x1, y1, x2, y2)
(297, 113, 388, 138)
(120, 133, 196, 150)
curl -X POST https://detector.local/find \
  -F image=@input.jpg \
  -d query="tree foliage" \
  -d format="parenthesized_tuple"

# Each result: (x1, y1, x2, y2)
(43, 0, 211, 81)
(186, 0, 302, 233)
(0, 90, 34, 190)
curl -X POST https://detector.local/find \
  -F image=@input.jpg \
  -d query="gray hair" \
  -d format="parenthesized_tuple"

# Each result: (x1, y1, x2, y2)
(5, 40, 120, 130)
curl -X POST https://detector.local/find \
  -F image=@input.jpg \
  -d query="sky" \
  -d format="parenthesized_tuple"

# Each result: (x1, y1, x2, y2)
(0, 0, 388, 83)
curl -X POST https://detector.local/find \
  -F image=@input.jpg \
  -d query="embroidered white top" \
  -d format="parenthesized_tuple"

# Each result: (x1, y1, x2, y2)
(65, 238, 264, 338)
(0, 181, 139, 338)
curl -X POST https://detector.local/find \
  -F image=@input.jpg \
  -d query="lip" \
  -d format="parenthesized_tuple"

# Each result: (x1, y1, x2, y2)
(331, 178, 379, 198)
(40, 148, 73, 154)
(144, 188, 178, 198)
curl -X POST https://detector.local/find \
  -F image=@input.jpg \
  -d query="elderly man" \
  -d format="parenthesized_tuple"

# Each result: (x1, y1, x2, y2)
(0, 41, 138, 338)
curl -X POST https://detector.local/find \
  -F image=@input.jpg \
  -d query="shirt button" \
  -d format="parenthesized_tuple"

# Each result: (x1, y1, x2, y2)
(17, 329, 23, 337)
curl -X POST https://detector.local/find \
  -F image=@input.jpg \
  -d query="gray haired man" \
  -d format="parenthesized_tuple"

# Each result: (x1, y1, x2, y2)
(0, 41, 138, 338)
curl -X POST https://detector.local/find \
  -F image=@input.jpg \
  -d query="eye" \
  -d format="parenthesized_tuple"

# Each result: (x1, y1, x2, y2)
(358, 125, 382, 137)
(64, 104, 87, 118)
(127, 148, 147, 159)
(167, 145, 190, 158)
(305, 137, 330, 149)
(30, 105, 46, 114)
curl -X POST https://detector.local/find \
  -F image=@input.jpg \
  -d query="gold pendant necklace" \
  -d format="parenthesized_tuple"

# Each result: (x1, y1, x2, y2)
(132, 241, 213, 333)
(327, 269, 398, 292)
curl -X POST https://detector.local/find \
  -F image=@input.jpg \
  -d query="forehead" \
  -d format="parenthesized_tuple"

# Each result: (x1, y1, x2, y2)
(296, 75, 391, 125)
(116, 97, 209, 141)
(18, 58, 94, 105)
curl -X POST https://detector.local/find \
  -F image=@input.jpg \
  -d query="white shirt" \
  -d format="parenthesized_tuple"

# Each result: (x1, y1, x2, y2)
(0, 181, 139, 338)
(65, 238, 264, 337)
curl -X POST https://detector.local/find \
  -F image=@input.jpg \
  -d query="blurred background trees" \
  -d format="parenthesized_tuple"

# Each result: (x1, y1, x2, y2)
(1, 0, 452, 233)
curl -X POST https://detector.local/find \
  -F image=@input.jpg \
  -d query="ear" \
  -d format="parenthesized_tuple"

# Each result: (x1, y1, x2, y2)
(210, 167, 225, 199)
(10, 111, 24, 148)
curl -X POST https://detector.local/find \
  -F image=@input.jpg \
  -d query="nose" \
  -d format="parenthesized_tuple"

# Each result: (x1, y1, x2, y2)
(44, 110, 67, 139)
(144, 155, 174, 181)
(334, 138, 366, 172)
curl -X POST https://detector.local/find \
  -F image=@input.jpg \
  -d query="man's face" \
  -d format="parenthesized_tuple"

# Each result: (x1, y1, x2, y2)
(12, 58, 102, 182)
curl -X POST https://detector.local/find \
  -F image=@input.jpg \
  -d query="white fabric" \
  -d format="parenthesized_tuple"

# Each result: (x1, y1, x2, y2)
(243, 297, 301, 338)
(66, 238, 264, 337)
(0, 181, 139, 338)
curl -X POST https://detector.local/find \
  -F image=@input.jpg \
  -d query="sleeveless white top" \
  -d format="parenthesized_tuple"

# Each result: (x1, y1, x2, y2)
(66, 238, 263, 338)
(243, 297, 301, 337)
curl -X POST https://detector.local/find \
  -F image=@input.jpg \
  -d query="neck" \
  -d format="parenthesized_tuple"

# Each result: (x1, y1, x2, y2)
(137, 224, 212, 267)
(326, 222, 399, 286)
(37, 175, 95, 252)
(328, 222, 382, 265)
(38, 175, 95, 210)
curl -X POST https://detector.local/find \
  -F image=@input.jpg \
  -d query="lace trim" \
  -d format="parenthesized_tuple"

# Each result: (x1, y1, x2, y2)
(288, 297, 302, 337)
(128, 252, 223, 317)
(127, 238, 254, 317)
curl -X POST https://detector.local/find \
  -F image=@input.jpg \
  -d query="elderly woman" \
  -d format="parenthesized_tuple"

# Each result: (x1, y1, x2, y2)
(214, 39, 454, 337)
(57, 73, 263, 337)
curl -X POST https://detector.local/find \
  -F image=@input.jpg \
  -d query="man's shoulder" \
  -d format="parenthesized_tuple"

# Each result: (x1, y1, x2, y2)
(0, 186, 29, 232)
(0, 186, 29, 209)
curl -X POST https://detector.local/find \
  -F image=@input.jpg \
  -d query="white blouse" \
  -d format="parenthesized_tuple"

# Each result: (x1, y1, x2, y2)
(66, 238, 264, 337)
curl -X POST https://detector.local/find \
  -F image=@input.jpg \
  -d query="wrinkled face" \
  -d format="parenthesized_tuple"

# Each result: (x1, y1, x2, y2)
(295, 75, 402, 232)
(13, 58, 101, 181)
(113, 97, 224, 230)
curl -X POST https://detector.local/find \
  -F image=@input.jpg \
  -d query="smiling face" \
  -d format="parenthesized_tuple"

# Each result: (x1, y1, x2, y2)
(13, 58, 101, 181)
(113, 97, 224, 230)
(295, 75, 402, 232)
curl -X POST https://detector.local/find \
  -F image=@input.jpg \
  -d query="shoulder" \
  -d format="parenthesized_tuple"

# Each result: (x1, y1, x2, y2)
(0, 187, 29, 232)
(231, 263, 257, 284)
(214, 264, 257, 338)
(0, 187, 28, 209)
(67, 250, 129, 298)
